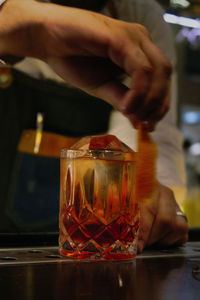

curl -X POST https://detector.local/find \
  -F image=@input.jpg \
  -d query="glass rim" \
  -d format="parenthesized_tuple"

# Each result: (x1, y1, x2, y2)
(60, 148, 137, 160)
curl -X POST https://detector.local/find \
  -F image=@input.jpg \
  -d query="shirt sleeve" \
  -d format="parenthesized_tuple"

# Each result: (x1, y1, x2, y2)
(107, 0, 187, 206)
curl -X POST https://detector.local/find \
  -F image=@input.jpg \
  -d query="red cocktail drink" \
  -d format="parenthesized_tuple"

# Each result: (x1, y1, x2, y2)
(59, 135, 139, 260)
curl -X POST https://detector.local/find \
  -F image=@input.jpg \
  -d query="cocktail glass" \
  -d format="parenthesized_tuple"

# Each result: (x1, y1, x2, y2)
(59, 135, 139, 260)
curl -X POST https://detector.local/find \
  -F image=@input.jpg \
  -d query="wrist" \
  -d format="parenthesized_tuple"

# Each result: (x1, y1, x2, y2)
(0, 0, 44, 60)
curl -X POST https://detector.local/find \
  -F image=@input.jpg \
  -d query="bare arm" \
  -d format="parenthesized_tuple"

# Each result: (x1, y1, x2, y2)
(0, 0, 172, 130)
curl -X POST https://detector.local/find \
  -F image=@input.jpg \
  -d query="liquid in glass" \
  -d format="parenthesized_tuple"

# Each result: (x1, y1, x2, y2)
(59, 135, 139, 260)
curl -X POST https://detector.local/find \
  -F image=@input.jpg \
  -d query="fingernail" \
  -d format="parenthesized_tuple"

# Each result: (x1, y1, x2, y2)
(137, 240, 145, 253)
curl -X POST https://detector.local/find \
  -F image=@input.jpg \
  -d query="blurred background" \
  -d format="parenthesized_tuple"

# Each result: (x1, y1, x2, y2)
(158, 0, 200, 227)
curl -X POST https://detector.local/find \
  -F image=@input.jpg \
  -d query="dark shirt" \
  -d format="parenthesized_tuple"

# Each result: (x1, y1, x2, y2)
(0, 69, 112, 232)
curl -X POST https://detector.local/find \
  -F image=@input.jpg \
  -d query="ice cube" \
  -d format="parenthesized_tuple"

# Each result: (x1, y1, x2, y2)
(70, 134, 134, 152)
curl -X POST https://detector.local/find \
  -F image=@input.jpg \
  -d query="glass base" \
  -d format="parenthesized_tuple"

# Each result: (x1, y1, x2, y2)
(59, 238, 138, 261)
(60, 250, 137, 260)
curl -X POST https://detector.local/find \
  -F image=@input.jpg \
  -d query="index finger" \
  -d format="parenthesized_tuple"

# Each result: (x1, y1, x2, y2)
(140, 39, 172, 119)
(109, 28, 172, 127)
(138, 199, 157, 253)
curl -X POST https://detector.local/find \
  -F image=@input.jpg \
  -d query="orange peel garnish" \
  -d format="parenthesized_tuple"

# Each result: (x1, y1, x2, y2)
(135, 124, 158, 203)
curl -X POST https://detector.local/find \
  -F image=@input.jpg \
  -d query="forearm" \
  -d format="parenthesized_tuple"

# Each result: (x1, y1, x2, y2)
(0, 0, 40, 58)
(0, 0, 172, 129)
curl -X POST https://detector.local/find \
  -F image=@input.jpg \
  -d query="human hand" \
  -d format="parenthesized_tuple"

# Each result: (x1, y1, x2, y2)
(0, 0, 172, 130)
(137, 183, 188, 253)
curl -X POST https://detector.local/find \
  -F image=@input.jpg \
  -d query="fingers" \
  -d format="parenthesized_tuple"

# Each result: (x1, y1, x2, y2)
(139, 39, 172, 125)
(91, 45, 155, 121)
(138, 184, 189, 253)
(87, 79, 130, 109)
(137, 196, 158, 253)
(41, 12, 172, 130)
(108, 37, 153, 110)
(155, 215, 188, 247)
(146, 186, 176, 247)
(108, 23, 172, 130)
